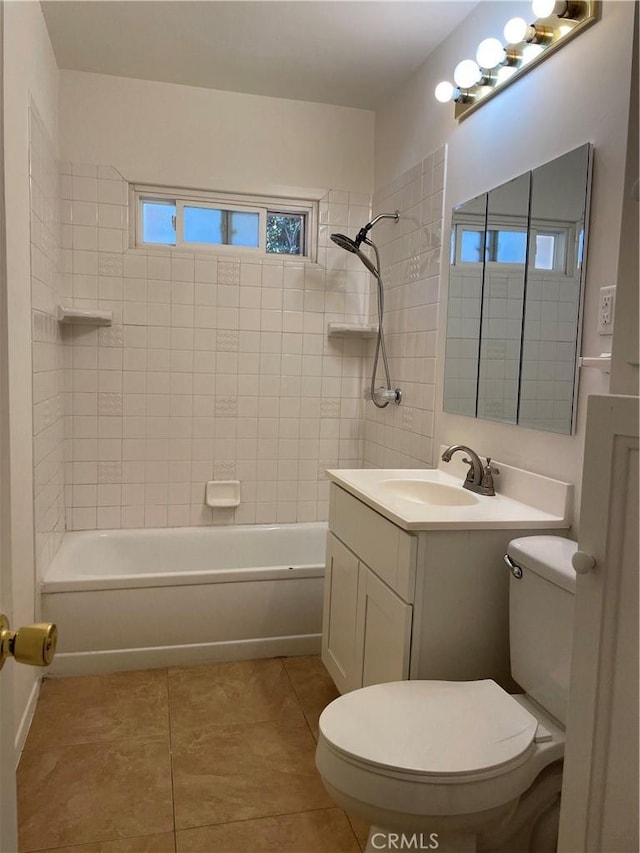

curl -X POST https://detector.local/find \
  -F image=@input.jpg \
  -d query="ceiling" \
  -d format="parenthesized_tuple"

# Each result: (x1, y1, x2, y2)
(41, 1, 478, 110)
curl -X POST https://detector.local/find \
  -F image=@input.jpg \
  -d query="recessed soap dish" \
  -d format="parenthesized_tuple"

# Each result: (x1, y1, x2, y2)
(205, 480, 241, 508)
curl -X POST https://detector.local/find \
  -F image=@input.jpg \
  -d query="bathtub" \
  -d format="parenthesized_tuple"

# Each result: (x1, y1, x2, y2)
(42, 522, 327, 676)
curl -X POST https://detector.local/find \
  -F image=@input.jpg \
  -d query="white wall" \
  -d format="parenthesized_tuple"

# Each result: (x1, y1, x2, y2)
(375, 0, 636, 531)
(59, 70, 374, 197)
(3, 0, 59, 744)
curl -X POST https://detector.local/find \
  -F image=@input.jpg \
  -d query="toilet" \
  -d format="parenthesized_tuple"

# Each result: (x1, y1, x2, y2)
(315, 536, 578, 853)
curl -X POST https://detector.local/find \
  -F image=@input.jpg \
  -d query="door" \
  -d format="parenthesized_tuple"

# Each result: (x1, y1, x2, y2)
(321, 533, 361, 694)
(558, 394, 639, 852)
(357, 564, 412, 687)
(0, 0, 19, 839)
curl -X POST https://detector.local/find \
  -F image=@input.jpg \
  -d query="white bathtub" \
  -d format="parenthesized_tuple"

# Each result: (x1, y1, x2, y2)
(42, 522, 327, 676)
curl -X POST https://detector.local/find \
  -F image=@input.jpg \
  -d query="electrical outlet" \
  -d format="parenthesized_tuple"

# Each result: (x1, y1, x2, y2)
(597, 285, 616, 335)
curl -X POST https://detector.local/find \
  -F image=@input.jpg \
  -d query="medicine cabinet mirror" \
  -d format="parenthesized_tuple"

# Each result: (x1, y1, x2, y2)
(443, 143, 592, 434)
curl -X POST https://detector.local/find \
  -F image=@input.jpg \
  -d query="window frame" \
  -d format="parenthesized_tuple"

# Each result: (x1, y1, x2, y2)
(131, 184, 318, 260)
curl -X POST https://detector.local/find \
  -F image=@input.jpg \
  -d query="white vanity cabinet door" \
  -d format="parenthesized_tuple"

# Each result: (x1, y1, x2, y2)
(357, 564, 413, 687)
(322, 533, 362, 693)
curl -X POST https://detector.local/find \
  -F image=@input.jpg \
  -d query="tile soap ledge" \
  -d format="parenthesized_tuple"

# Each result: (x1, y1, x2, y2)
(327, 322, 378, 339)
(57, 306, 113, 326)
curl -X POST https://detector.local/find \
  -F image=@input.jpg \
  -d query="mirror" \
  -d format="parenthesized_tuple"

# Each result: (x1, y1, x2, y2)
(443, 144, 592, 434)
(519, 146, 590, 433)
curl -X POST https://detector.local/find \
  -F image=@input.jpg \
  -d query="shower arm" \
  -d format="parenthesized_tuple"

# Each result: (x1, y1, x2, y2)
(355, 211, 400, 247)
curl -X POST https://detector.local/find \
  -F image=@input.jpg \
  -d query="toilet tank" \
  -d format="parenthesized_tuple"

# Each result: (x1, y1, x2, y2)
(507, 535, 577, 726)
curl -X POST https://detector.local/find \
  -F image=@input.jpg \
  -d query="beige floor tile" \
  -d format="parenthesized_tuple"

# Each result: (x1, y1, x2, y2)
(18, 737, 173, 852)
(25, 670, 169, 751)
(172, 716, 333, 829)
(176, 808, 360, 852)
(283, 655, 340, 739)
(347, 813, 371, 851)
(34, 833, 176, 853)
(168, 658, 303, 734)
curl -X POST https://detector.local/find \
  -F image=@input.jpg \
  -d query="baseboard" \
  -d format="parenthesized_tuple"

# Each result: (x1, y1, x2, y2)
(14, 677, 41, 759)
(46, 634, 322, 677)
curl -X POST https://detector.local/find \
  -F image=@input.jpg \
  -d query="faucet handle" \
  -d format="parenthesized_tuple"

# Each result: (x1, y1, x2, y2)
(461, 457, 476, 482)
(485, 457, 500, 475)
(481, 458, 500, 495)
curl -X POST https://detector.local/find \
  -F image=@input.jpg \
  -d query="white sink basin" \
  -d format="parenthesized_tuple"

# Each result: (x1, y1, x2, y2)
(326, 463, 572, 531)
(379, 479, 478, 506)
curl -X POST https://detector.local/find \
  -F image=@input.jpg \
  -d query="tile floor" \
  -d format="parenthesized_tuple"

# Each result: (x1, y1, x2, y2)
(18, 656, 370, 853)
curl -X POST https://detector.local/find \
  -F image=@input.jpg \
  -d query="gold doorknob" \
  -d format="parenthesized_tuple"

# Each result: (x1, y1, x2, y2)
(0, 614, 57, 670)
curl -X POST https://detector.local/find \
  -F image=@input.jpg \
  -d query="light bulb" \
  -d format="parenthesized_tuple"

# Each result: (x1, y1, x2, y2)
(532, 0, 557, 17)
(476, 38, 505, 69)
(453, 59, 482, 89)
(504, 17, 531, 43)
(434, 81, 455, 103)
(558, 24, 572, 36)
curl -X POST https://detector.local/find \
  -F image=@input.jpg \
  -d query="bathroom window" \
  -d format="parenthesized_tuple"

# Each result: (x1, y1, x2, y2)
(133, 186, 315, 258)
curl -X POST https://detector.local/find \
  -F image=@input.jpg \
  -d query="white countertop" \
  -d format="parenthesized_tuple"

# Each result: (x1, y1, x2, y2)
(326, 463, 572, 532)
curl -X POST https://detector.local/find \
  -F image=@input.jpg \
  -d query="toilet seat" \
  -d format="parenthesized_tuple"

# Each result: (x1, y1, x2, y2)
(319, 679, 539, 781)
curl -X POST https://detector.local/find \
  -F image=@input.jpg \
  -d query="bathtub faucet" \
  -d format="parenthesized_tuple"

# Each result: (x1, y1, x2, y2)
(441, 445, 499, 496)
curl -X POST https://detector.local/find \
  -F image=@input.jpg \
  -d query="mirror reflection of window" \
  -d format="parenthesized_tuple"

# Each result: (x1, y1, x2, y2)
(460, 228, 485, 262)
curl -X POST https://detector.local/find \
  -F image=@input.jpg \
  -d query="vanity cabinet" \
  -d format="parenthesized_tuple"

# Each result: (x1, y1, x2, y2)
(322, 482, 562, 694)
(322, 533, 412, 693)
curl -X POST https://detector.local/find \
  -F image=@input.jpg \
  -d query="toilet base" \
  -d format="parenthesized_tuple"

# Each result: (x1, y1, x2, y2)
(354, 763, 563, 853)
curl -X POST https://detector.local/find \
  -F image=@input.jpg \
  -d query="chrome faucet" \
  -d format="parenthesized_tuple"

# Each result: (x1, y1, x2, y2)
(441, 445, 500, 496)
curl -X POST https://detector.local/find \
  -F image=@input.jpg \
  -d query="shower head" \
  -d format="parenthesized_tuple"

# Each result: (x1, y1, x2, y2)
(330, 232, 379, 277)
(330, 211, 399, 277)
(330, 233, 360, 254)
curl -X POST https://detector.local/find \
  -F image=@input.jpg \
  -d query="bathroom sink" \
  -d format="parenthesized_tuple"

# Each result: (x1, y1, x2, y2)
(325, 462, 572, 531)
(379, 479, 478, 506)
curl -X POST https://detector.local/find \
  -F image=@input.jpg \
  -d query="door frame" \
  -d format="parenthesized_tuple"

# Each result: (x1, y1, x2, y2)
(0, 1, 20, 847)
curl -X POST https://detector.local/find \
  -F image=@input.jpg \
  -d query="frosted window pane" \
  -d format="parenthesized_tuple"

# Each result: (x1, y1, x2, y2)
(230, 212, 260, 247)
(535, 234, 555, 270)
(184, 207, 223, 244)
(495, 230, 527, 263)
(142, 202, 176, 244)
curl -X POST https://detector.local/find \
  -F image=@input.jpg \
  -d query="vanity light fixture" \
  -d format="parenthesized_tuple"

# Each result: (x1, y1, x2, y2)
(434, 0, 599, 120)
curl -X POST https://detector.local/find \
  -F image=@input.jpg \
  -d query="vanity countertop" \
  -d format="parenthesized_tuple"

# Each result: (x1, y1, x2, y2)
(326, 461, 572, 532)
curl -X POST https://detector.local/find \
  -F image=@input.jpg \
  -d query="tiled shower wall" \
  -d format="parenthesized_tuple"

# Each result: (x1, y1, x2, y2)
(363, 146, 446, 468)
(29, 104, 67, 579)
(60, 169, 373, 529)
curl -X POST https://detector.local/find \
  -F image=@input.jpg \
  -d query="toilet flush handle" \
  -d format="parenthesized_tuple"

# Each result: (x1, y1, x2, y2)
(572, 551, 597, 574)
(504, 554, 523, 579)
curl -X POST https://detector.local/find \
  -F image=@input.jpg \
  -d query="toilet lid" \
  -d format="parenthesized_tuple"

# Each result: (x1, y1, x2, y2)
(319, 679, 538, 777)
